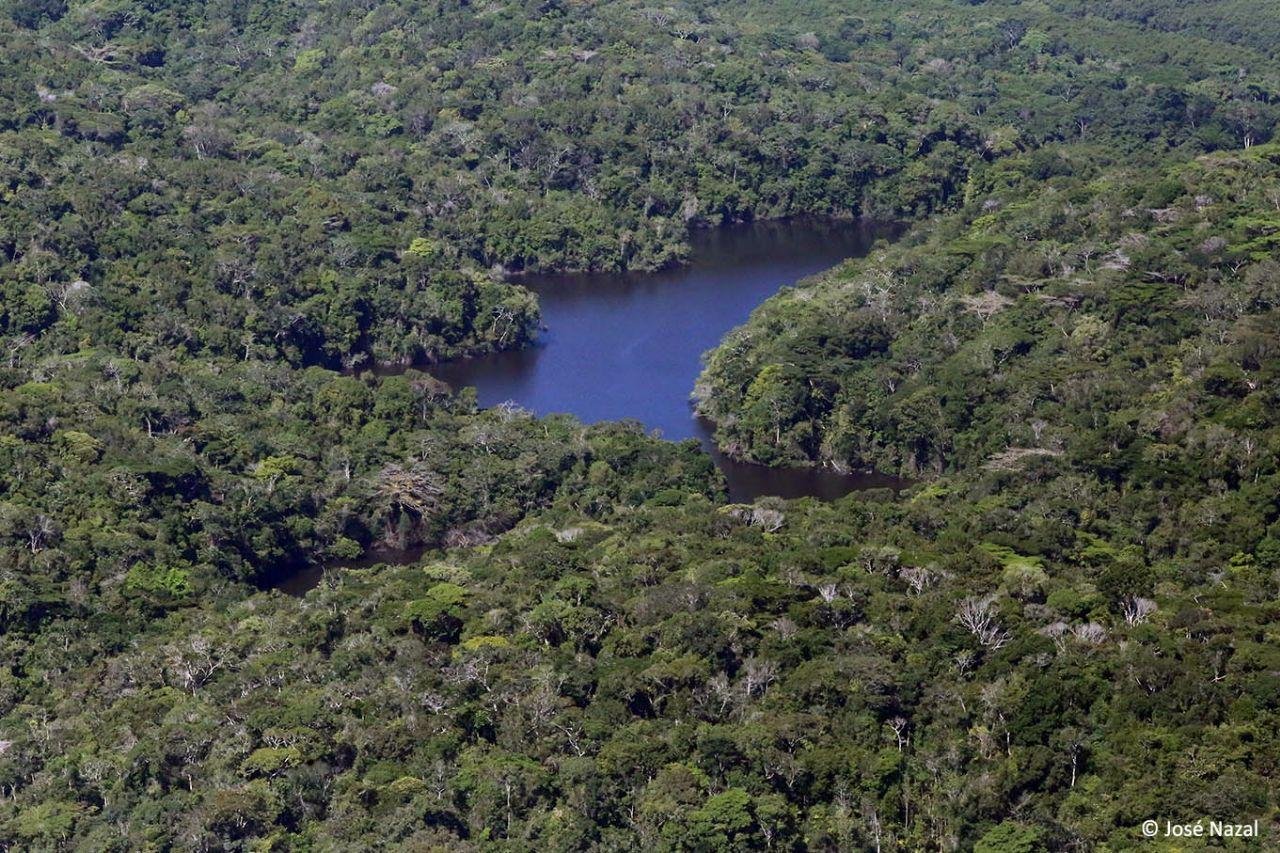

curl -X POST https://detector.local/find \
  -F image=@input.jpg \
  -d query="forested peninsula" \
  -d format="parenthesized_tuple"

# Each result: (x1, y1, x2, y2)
(1, 0, 1278, 849)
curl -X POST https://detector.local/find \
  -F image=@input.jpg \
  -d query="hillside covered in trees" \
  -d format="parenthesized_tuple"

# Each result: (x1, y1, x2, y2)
(2, 0, 1279, 849)
(4, 0, 1277, 370)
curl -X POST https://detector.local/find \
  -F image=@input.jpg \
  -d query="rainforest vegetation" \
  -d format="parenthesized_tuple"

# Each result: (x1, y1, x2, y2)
(1, 0, 1279, 849)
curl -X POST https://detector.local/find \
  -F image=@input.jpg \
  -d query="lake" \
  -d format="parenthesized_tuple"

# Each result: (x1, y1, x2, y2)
(433, 218, 904, 502)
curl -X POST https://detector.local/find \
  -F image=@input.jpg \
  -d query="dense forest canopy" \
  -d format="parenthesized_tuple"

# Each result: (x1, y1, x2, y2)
(2, 0, 1277, 369)
(1, 0, 1278, 849)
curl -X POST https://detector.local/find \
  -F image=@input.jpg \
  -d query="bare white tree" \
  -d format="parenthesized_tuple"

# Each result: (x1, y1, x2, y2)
(770, 617, 798, 641)
(887, 717, 909, 752)
(1039, 620, 1071, 653)
(164, 635, 230, 694)
(956, 595, 1010, 650)
(750, 507, 785, 532)
(864, 801, 884, 853)
(51, 279, 93, 314)
(900, 565, 936, 596)
(1072, 622, 1108, 646)
(1120, 596, 1157, 626)
(703, 672, 736, 718)
(741, 657, 780, 698)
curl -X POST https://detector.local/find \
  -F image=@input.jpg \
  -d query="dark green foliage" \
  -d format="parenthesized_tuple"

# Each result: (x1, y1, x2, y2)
(3, 0, 1280, 849)
(4, 475, 1278, 848)
(3, 0, 1279, 371)
(699, 147, 1280, 490)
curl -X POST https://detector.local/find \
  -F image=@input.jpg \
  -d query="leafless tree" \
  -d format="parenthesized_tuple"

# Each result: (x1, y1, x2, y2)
(164, 635, 230, 694)
(703, 672, 736, 718)
(370, 462, 444, 547)
(1072, 622, 1107, 646)
(858, 268, 898, 321)
(1000, 19, 1028, 48)
(741, 657, 779, 698)
(183, 117, 234, 160)
(1039, 620, 1071, 653)
(1120, 596, 1157, 626)
(888, 716, 909, 752)
(956, 595, 1010, 650)
(760, 621, 795, 654)
(750, 507, 785, 532)
(51, 279, 93, 314)
(26, 514, 58, 553)
(900, 565, 937, 596)
(860, 545, 901, 576)
(490, 305, 521, 346)
(960, 291, 1013, 326)
(1056, 727, 1088, 789)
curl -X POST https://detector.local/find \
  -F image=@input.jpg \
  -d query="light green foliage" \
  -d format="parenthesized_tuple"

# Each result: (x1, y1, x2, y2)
(1, 0, 1279, 849)
(253, 454, 298, 484)
(698, 148, 1280, 486)
(976, 821, 1047, 853)
(125, 563, 193, 598)
(2, 0, 1277, 370)
(11, 800, 82, 843)
(294, 48, 325, 72)
(403, 237, 443, 260)
(8, 475, 1278, 848)
(52, 429, 102, 463)
(241, 747, 302, 777)
(404, 581, 469, 627)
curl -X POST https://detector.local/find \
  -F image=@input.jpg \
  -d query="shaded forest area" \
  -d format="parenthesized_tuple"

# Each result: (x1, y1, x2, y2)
(1, 0, 1279, 849)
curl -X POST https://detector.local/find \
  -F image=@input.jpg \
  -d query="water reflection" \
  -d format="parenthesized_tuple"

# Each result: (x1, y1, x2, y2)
(431, 218, 907, 502)
(692, 418, 906, 504)
(274, 544, 430, 597)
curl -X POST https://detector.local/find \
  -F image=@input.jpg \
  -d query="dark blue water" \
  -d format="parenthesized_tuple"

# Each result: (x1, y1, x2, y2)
(435, 219, 894, 436)
(432, 218, 905, 501)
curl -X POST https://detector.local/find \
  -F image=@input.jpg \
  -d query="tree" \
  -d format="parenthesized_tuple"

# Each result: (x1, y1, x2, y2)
(369, 462, 444, 547)
(975, 821, 1046, 853)
(957, 595, 1010, 650)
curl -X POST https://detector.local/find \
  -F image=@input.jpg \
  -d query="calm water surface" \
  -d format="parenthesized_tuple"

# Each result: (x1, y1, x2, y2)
(434, 219, 905, 502)
(279, 219, 904, 594)
(435, 219, 895, 444)
(273, 545, 430, 596)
